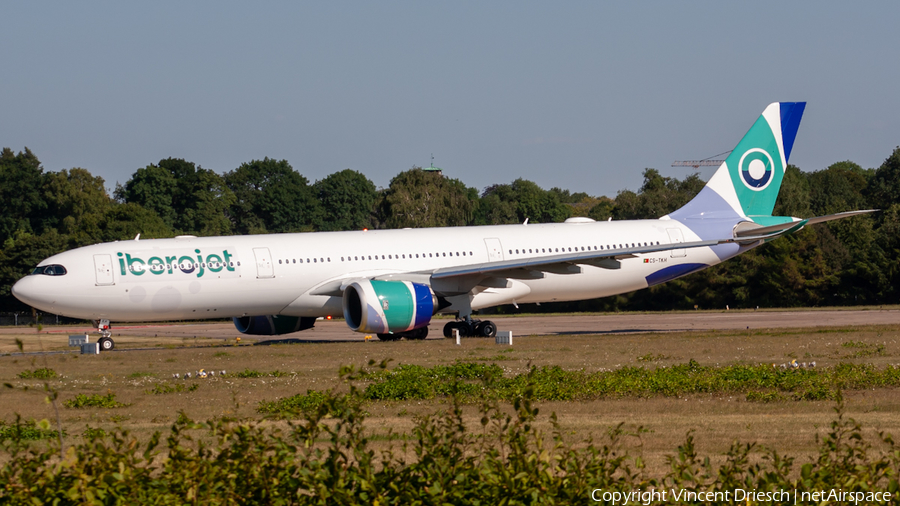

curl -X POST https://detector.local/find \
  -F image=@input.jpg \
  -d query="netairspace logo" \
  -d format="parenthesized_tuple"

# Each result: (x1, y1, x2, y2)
(118, 249, 238, 279)
(590, 488, 894, 505)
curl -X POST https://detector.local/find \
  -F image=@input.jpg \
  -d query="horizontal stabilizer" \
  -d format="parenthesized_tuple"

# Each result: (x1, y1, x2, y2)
(734, 209, 878, 237)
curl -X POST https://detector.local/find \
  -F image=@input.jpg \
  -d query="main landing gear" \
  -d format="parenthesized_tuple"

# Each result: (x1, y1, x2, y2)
(94, 319, 115, 351)
(442, 318, 497, 338)
(376, 326, 429, 341)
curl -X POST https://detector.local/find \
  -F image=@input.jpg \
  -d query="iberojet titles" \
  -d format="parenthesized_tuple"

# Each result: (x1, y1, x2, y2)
(117, 249, 238, 279)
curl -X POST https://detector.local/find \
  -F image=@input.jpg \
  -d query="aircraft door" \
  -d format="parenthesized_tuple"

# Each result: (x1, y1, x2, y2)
(93, 254, 115, 286)
(484, 238, 504, 261)
(253, 247, 275, 278)
(666, 229, 687, 258)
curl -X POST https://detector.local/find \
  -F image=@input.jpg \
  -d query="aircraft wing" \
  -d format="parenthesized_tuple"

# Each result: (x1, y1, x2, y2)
(312, 210, 872, 296)
(431, 225, 803, 281)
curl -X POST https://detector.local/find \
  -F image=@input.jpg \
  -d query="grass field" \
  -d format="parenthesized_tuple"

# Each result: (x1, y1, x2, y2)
(2, 320, 899, 473)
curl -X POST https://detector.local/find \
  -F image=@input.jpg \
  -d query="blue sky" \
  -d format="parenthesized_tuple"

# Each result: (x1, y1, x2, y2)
(2, 2, 897, 198)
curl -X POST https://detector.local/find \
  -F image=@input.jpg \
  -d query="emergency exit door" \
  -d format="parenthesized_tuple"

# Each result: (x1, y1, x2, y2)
(93, 254, 115, 286)
(484, 238, 504, 261)
(253, 248, 275, 278)
(666, 229, 687, 258)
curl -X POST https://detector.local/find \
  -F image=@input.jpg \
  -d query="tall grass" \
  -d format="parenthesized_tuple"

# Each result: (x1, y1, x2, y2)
(2, 364, 899, 504)
(361, 360, 900, 402)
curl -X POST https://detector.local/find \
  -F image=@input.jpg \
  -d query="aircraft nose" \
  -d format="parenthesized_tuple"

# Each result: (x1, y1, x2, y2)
(11, 276, 43, 307)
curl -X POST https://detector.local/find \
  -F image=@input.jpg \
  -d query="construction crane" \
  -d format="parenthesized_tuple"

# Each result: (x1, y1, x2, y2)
(671, 150, 731, 168)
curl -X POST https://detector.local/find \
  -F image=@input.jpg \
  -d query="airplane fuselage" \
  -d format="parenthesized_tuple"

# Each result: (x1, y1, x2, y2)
(12, 218, 739, 322)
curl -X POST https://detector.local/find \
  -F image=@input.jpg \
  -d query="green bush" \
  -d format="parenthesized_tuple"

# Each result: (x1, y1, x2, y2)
(147, 383, 199, 395)
(360, 360, 900, 402)
(1, 368, 899, 505)
(233, 369, 292, 378)
(16, 368, 57, 380)
(82, 426, 107, 439)
(63, 393, 129, 409)
(0, 418, 63, 442)
(257, 389, 333, 417)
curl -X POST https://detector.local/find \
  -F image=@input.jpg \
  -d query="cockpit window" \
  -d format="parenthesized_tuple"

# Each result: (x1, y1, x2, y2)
(31, 264, 67, 276)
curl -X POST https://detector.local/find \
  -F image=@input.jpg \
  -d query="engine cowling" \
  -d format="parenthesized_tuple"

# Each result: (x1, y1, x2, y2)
(343, 280, 437, 334)
(233, 315, 316, 335)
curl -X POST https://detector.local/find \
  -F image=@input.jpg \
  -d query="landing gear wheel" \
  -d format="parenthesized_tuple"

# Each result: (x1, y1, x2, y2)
(443, 322, 456, 338)
(409, 327, 428, 340)
(443, 321, 471, 338)
(477, 321, 497, 338)
(98, 336, 115, 351)
(376, 333, 400, 341)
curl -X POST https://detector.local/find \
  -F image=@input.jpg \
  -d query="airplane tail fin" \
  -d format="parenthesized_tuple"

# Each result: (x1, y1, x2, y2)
(669, 102, 806, 223)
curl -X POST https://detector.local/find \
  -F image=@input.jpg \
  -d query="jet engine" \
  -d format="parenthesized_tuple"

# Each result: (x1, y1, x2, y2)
(233, 315, 316, 335)
(343, 280, 437, 334)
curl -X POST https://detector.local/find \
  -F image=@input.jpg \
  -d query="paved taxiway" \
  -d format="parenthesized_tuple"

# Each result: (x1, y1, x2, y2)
(26, 308, 900, 344)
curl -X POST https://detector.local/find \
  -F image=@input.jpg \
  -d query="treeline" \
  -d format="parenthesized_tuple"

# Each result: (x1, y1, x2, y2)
(1, 146, 899, 313)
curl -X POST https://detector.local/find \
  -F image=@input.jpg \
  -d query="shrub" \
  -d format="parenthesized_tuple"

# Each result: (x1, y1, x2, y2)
(16, 368, 57, 380)
(0, 418, 63, 442)
(257, 389, 333, 417)
(147, 383, 199, 395)
(1, 370, 899, 504)
(359, 361, 900, 402)
(232, 369, 292, 378)
(63, 393, 129, 409)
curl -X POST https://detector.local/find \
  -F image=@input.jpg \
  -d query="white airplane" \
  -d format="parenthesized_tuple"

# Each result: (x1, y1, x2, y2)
(12, 102, 872, 351)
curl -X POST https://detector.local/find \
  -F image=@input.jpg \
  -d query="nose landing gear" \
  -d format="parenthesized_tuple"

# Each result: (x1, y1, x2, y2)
(94, 319, 115, 351)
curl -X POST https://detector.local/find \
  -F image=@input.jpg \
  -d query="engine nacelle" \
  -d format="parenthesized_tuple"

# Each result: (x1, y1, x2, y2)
(233, 315, 316, 335)
(343, 280, 437, 334)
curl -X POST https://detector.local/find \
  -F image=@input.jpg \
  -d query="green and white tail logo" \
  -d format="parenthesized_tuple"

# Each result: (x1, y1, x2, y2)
(698, 102, 805, 220)
(724, 104, 785, 217)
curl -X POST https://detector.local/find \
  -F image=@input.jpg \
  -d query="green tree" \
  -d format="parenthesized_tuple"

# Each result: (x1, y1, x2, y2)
(380, 168, 478, 228)
(512, 179, 570, 223)
(98, 202, 173, 243)
(115, 158, 233, 235)
(586, 197, 615, 221)
(808, 161, 870, 216)
(41, 168, 111, 246)
(474, 184, 519, 225)
(773, 164, 812, 217)
(225, 158, 319, 234)
(865, 147, 900, 211)
(613, 169, 704, 220)
(474, 179, 570, 225)
(313, 169, 378, 231)
(0, 147, 46, 245)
